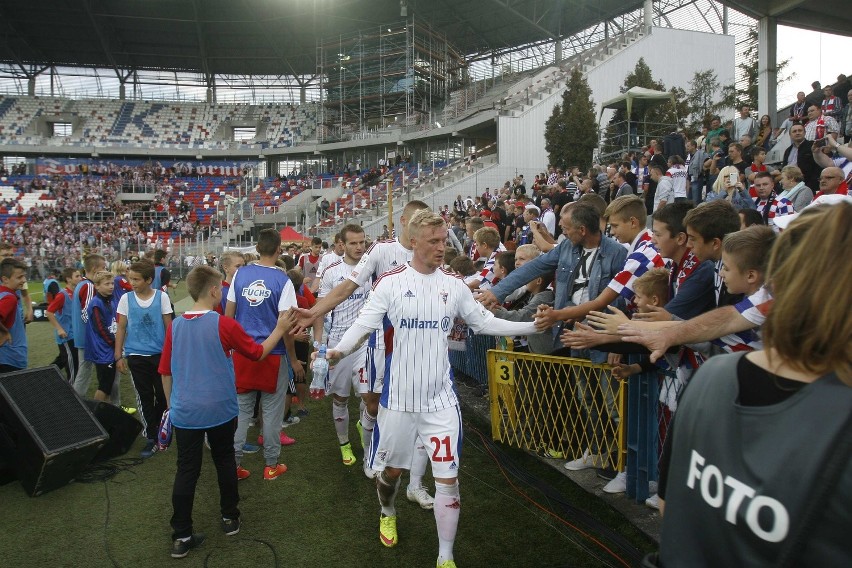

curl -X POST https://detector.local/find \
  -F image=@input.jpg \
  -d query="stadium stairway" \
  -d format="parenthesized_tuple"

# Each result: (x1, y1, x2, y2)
(498, 26, 646, 118)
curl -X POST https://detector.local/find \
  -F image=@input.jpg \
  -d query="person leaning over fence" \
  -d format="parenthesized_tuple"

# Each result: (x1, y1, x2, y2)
(651, 201, 852, 568)
(476, 204, 627, 472)
(158, 265, 295, 559)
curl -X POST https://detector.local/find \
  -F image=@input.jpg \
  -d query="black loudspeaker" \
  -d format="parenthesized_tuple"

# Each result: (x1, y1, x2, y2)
(83, 399, 143, 462)
(0, 366, 108, 496)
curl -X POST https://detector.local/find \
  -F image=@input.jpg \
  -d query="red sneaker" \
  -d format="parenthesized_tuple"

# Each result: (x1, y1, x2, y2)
(279, 432, 296, 446)
(236, 466, 250, 480)
(263, 463, 287, 480)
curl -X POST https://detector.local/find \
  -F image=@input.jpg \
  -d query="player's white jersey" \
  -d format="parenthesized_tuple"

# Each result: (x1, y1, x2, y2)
(347, 238, 414, 350)
(356, 263, 503, 412)
(317, 259, 370, 343)
(317, 251, 343, 277)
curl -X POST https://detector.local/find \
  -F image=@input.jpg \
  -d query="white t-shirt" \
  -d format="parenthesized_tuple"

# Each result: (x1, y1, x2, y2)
(116, 290, 173, 316)
(318, 258, 370, 343)
(571, 247, 599, 306)
(667, 165, 688, 199)
(654, 177, 675, 211)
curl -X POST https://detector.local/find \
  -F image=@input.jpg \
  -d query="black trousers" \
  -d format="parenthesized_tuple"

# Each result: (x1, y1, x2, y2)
(171, 418, 240, 540)
(128, 355, 167, 440)
(52, 340, 78, 383)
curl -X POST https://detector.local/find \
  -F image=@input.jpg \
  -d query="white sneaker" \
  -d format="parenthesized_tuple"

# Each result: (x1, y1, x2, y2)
(602, 472, 627, 494)
(363, 463, 379, 480)
(563, 449, 602, 471)
(406, 485, 435, 510)
(281, 416, 300, 428)
(645, 493, 660, 510)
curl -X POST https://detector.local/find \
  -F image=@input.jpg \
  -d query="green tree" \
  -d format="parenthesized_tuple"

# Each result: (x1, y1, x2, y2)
(544, 68, 598, 170)
(722, 28, 793, 111)
(686, 69, 730, 131)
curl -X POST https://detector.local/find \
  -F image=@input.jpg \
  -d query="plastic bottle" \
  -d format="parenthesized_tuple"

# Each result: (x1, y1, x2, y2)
(310, 343, 329, 399)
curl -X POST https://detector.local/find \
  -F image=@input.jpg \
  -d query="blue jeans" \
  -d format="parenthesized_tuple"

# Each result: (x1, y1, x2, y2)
(690, 180, 704, 204)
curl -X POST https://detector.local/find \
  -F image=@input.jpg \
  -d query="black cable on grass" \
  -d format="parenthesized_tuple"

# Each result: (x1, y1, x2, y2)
(465, 420, 645, 568)
(73, 458, 145, 568)
(75, 458, 145, 483)
(101, 482, 121, 568)
(203, 538, 281, 568)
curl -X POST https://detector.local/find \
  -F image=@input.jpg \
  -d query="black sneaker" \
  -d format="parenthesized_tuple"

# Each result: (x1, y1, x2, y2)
(222, 517, 240, 536)
(141, 439, 158, 459)
(596, 467, 617, 481)
(171, 533, 206, 559)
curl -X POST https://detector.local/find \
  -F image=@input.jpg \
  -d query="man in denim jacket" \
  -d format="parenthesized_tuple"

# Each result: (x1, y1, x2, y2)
(478, 203, 627, 359)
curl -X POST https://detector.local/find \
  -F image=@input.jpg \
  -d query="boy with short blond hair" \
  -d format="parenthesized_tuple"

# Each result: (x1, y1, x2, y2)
(467, 226, 502, 290)
(603, 195, 666, 311)
(216, 252, 246, 314)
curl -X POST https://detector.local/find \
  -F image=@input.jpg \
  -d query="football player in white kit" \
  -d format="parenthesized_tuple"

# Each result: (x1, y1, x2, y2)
(295, 200, 437, 507)
(320, 210, 537, 568)
(316, 231, 345, 277)
(313, 224, 371, 467)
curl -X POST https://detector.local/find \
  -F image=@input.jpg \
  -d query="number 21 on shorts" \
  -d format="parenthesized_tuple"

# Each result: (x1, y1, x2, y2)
(430, 436, 455, 462)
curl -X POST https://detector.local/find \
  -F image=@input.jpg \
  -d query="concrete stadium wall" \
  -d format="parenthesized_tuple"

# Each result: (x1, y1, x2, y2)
(497, 26, 736, 174)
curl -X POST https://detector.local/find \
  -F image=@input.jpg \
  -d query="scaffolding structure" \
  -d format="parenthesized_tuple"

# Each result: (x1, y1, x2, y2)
(317, 18, 463, 142)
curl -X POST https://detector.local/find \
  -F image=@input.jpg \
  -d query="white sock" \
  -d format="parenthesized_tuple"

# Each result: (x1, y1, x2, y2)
(409, 443, 428, 489)
(360, 408, 376, 456)
(332, 398, 349, 444)
(434, 481, 460, 563)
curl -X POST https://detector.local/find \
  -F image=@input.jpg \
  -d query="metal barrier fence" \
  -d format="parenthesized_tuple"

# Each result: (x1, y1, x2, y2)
(485, 343, 684, 503)
(486, 349, 626, 474)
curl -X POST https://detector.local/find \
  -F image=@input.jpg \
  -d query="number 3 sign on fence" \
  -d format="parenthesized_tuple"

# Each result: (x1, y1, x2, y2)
(495, 361, 515, 386)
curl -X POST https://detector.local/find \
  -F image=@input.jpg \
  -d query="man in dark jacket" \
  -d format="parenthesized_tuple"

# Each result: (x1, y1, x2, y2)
(783, 123, 821, 191)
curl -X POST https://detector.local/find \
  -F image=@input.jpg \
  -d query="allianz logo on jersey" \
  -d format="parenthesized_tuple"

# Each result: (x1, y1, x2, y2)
(399, 317, 451, 332)
(242, 279, 272, 306)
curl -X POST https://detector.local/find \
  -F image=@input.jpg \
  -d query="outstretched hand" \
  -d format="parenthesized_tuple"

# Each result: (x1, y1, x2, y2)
(560, 322, 610, 349)
(632, 305, 671, 322)
(534, 305, 563, 332)
(619, 324, 669, 363)
(475, 289, 499, 309)
(291, 307, 318, 335)
(586, 306, 629, 334)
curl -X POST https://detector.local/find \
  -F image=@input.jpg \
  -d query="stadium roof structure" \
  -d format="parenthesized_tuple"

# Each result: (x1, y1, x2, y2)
(0, 0, 651, 78)
(720, 0, 852, 38)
